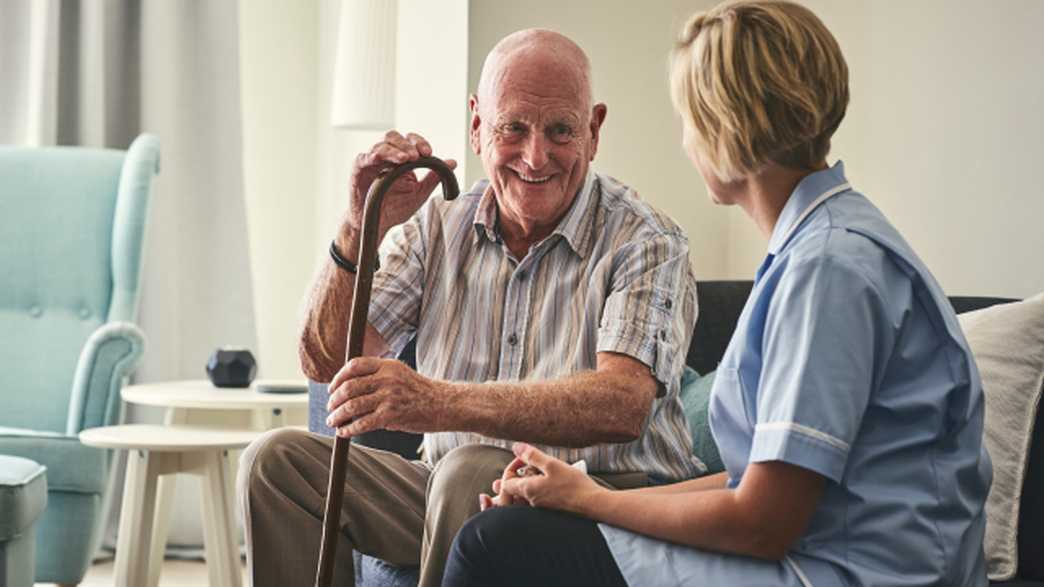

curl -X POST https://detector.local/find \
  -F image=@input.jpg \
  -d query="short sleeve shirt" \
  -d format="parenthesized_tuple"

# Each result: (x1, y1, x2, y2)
(366, 170, 704, 481)
(600, 162, 992, 585)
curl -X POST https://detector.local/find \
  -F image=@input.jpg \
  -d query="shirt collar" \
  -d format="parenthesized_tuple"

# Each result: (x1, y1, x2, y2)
(472, 168, 597, 258)
(550, 168, 597, 257)
(472, 181, 500, 244)
(767, 160, 852, 255)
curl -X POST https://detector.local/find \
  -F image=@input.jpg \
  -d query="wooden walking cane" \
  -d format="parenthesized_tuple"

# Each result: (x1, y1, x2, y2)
(315, 157, 459, 587)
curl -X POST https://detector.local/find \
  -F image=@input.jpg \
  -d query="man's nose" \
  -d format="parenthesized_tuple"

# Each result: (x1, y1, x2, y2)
(520, 132, 550, 170)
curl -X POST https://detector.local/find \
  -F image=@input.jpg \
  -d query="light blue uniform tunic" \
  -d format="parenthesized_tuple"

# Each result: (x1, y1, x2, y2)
(599, 162, 992, 586)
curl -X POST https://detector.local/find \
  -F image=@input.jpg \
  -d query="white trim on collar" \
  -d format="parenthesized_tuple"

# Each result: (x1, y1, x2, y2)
(773, 182, 851, 253)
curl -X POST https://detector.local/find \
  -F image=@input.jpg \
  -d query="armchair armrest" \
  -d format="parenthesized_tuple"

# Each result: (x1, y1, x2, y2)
(65, 322, 146, 435)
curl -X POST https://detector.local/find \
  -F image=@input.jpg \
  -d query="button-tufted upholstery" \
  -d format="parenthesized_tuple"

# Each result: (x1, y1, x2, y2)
(0, 135, 159, 584)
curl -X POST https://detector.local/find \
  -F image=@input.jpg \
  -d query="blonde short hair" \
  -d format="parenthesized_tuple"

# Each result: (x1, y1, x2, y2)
(670, 0, 849, 181)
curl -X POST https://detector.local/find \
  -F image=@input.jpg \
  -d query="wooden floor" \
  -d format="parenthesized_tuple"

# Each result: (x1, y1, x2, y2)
(36, 558, 248, 587)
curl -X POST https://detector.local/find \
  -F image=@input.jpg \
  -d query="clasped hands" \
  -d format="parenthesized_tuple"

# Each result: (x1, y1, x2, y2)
(479, 442, 606, 515)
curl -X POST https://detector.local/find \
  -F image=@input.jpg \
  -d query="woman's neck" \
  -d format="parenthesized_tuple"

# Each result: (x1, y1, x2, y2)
(735, 162, 827, 239)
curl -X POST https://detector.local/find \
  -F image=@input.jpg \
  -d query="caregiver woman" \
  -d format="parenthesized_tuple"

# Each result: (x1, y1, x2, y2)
(441, 1, 992, 585)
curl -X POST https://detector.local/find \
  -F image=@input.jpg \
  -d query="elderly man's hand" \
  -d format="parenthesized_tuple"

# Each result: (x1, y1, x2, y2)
(325, 357, 453, 436)
(348, 131, 457, 238)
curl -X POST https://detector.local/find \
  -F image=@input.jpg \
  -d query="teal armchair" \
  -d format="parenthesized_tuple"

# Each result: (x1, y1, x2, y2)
(0, 135, 159, 585)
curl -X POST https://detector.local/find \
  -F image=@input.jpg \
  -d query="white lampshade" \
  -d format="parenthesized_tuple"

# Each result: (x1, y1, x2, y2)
(330, 0, 397, 130)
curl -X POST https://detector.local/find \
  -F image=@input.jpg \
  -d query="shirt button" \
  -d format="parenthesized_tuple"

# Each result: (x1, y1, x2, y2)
(664, 299, 672, 310)
(517, 271, 526, 281)
(660, 329, 668, 341)
(507, 333, 518, 346)
(29, 306, 42, 318)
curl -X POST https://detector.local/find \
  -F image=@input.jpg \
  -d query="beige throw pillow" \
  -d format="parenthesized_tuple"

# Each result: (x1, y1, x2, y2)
(958, 292, 1044, 581)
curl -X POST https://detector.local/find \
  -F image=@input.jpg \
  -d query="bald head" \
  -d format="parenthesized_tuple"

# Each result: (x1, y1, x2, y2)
(476, 29, 593, 113)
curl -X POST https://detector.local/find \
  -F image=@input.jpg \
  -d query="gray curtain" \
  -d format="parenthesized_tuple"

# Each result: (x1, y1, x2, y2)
(0, 0, 257, 555)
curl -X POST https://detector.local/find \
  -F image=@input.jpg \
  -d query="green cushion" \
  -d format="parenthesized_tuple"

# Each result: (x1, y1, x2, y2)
(0, 455, 47, 541)
(0, 431, 108, 494)
(679, 367, 725, 474)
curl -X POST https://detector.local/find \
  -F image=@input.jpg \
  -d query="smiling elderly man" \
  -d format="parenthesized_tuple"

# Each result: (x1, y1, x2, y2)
(238, 29, 701, 587)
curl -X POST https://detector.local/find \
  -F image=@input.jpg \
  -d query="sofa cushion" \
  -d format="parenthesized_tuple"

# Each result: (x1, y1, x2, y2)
(958, 293, 1044, 581)
(355, 551, 419, 587)
(0, 430, 109, 494)
(678, 367, 724, 474)
(0, 455, 47, 541)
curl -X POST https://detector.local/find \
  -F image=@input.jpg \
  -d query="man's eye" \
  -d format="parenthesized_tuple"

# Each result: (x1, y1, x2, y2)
(549, 124, 574, 143)
(502, 123, 526, 135)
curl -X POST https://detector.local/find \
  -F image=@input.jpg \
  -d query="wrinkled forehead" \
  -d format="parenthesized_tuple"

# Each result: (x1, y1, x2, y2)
(485, 52, 590, 118)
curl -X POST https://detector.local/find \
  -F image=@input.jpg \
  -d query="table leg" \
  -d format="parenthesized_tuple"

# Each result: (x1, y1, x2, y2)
(200, 449, 243, 587)
(144, 474, 177, 587)
(144, 408, 188, 587)
(113, 450, 161, 587)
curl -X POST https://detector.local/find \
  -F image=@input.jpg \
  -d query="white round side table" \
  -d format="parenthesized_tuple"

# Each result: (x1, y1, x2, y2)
(81, 425, 260, 587)
(122, 379, 309, 428)
(116, 380, 309, 587)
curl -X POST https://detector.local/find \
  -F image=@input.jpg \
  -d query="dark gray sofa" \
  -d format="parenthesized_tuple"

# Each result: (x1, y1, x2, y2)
(307, 280, 1041, 586)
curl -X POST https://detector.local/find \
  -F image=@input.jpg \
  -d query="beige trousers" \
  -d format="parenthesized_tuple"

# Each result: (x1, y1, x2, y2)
(237, 428, 648, 587)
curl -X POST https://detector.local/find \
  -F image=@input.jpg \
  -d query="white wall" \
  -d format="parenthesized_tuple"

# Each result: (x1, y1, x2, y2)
(313, 0, 470, 271)
(396, 0, 470, 183)
(239, 0, 470, 384)
(239, 0, 319, 378)
(729, 1, 1044, 297)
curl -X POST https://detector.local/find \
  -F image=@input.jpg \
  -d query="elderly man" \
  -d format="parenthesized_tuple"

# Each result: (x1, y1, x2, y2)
(239, 29, 701, 587)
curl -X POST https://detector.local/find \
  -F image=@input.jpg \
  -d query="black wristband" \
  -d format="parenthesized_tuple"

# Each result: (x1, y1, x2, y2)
(329, 241, 357, 273)
(329, 240, 380, 274)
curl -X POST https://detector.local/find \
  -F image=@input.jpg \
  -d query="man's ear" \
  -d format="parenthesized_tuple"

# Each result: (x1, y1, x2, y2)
(588, 103, 608, 161)
(468, 94, 482, 155)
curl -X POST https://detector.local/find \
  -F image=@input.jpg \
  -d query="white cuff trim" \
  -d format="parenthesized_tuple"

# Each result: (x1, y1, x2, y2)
(756, 421, 850, 452)
(785, 556, 815, 587)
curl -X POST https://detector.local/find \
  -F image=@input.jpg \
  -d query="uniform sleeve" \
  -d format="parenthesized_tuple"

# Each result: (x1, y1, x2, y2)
(749, 254, 891, 483)
(596, 231, 698, 394)
(367, 200, 431, 359)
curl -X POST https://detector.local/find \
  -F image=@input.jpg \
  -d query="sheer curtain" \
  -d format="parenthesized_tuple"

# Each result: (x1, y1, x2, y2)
(0, 0, 257, 554)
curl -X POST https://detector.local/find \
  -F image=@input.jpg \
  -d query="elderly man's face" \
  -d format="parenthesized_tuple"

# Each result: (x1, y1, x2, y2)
(470, 53, 606, 238)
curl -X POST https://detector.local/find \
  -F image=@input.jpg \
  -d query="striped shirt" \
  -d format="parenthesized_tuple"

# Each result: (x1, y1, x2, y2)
(369, 170, 704, 481)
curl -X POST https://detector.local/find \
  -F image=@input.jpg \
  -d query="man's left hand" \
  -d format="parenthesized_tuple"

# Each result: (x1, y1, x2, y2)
(326, 357, 451, 437)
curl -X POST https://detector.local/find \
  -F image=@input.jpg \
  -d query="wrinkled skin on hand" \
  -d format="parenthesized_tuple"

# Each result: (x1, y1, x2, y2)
(347, 130, 458, 238)
(325, 356, 452, 437)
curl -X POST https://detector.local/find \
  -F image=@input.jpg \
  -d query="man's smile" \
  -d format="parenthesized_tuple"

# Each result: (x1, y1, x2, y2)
(510, 168, 556, 184)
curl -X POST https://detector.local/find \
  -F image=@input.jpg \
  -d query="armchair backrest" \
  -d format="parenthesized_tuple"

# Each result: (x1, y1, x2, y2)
(0, 135, 159, 433)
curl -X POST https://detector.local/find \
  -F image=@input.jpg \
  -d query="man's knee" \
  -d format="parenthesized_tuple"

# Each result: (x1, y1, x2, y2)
(427, 444, 513, 504)
(237, 427, 317, 498)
